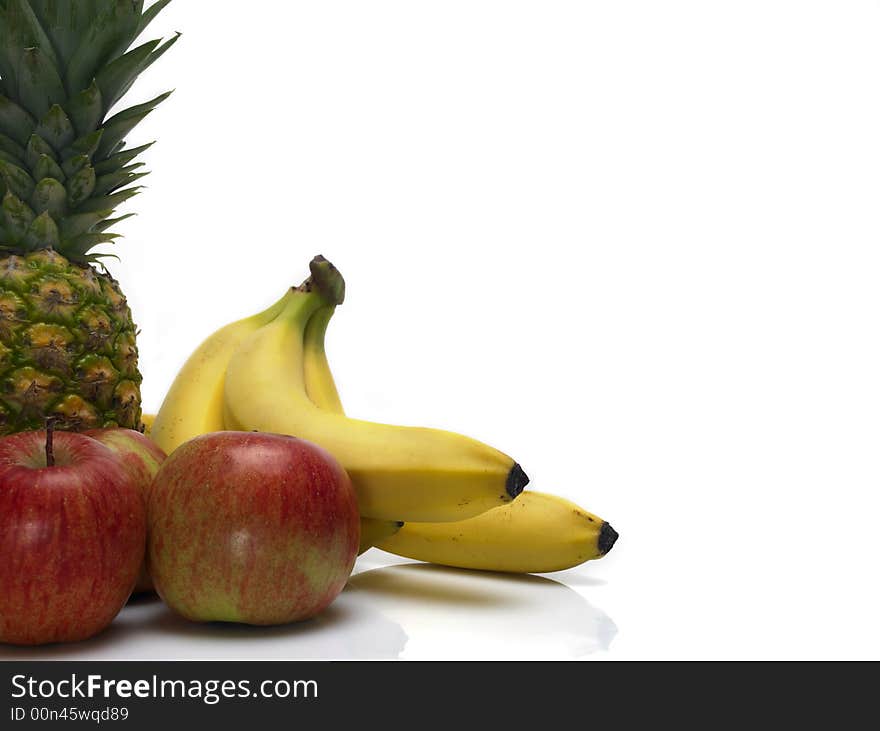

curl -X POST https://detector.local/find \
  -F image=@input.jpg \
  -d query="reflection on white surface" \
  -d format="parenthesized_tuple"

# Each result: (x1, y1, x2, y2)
(0, 556, 615, 660)
(0, 594, 408, 661)
(348, 561, 616, 660)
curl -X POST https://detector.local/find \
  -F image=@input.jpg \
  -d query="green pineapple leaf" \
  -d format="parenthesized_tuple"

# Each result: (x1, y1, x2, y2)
(32, 153, 64, 182)
(135, 0, 173, 41)
(25, 133, 55, 168)
(65, 0, 142, 95)
(94, 163, 147, 196)
(0, 132, 26, 164)
(0, 148, 23, 167)
(98, 32, 179, 117)
(93, 212, 135, 233)
(23, 208, 60, 249)
(74, 185, 141, 214)
(95, 90, 172, 160)
(95, 37, 161, 114)
(84, 251, 121, 266)
(107, 140, 127, 159)
(66, 164, 96, 207)
(143, 30, 180, 74)
(109, 1, 160, 60)
(63, 129, 104, 160)
(59, 209, 114, 239)
(34, 104, 75, 151)
(0, 95, 36, 146)
(3, 0, 60, 69)
(0, 0, 175, 262)
(65, 81, 104, 138)
(61, 153, 90, 179)
(0, 0, 61, 96)
(16, 46, 66, 120)
(1, 190, 34, 241)
(30, 177, 66, 219)
(93, 141, 153, 175)
(0, 158, 35, 199)
(26, 1, 97, 66)
(65, 231, 122, 259)
(0, 30, 15, 98)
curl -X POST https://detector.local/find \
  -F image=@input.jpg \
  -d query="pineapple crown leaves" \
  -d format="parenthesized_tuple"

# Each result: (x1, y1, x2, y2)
(0, 0, 176, 263)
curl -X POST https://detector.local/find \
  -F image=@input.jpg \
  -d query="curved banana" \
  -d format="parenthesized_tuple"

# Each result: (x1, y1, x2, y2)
(150, 291, 293, 455)
(303, 305, 346, 416)
(224, 272, 528, 523)
(152, 257, 345, 456)
(303, 308, 404, 549)
(376, 491, 618, 573)
(358, 517, 404, 555)
(299, 276, 620, 573)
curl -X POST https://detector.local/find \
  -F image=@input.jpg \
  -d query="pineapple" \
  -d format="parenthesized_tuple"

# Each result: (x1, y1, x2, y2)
(0, 1, 176, 434)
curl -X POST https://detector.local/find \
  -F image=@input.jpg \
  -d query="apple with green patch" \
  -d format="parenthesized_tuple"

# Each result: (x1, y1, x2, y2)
(148, 431, 360, 625)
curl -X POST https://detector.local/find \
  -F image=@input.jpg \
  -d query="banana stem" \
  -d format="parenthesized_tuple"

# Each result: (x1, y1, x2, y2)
(299, 255, 345, 306)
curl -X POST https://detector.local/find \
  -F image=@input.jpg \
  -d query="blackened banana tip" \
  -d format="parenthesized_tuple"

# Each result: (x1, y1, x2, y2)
(598, 522, 619, 555)
(308, 255, 346, 305)
(506, 463, 529, 499)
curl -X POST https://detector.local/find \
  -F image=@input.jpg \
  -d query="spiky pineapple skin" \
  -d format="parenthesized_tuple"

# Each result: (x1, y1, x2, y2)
(0, 248, 141, 434)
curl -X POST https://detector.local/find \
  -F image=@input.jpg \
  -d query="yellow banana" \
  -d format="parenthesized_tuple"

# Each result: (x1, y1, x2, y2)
(358, 517, 404, 555)
(150, 291, 292, 455)
(141, 412, 156, 437)
(303, 305, 346, 416)
(302, 307, 404, 549)
(224, 264, 528, 523)
(376, 491, 618, 573)
(151, 258, 344, 456)
(149, 259, 386, 549)
(299, 286, 619, 572)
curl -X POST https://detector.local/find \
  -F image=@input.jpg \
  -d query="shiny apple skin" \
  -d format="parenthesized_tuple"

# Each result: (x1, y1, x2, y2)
(148, 431, 360, 626)
(0, 431, 146, 646)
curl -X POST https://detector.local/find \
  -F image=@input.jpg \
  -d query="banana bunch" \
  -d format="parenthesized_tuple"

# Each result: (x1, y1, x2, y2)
(152, 257, 526, 522)
(152, 256, 618, 572)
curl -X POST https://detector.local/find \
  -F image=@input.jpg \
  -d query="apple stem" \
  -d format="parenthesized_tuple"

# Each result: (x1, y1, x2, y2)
(45, 418, 56, 468)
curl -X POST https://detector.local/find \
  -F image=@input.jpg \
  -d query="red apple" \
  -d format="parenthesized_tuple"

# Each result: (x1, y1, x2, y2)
(86, 428, 166, 594)
(0, 430, 146, 645)
(148, 431, 359, 625)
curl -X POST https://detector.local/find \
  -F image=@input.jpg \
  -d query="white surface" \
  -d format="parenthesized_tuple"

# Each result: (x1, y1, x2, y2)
(0, 555, 617, 661)
(10, 1, 880, 659)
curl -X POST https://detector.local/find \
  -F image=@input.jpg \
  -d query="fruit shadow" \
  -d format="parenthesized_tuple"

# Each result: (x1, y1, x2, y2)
(149, 601, 349, 641)
(540, 570, 608, 587)
(349, 560, 613, 601)
(356, 550, 608, 588)
(549, 544, 621, 586)
(143, 599, 409, 660)
(347, 562, 554, 607)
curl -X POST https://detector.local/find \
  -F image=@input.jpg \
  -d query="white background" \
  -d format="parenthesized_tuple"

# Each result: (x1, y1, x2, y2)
(7, 0, 880, 660)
